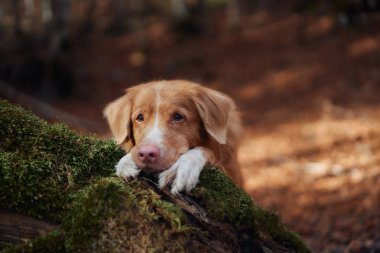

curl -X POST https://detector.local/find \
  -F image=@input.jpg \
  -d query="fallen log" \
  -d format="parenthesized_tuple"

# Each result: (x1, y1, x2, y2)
(0, 209, 57, 245)
(0, 100, 310, 252)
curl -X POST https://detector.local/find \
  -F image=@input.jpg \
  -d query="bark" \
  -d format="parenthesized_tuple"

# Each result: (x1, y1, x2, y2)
(0, 209, 57, 245)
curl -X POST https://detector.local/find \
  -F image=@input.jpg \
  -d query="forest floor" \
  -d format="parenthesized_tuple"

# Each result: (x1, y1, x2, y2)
(3, 7, 380, 253)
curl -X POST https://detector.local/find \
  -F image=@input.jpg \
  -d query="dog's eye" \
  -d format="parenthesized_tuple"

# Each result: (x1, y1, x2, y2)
(173, 113, 184, 122)
(136, 113, 144, 122)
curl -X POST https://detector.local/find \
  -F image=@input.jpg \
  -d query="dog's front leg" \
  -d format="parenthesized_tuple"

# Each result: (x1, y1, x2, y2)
(159, 147, 212, 194)
(115, 150, 140, 180)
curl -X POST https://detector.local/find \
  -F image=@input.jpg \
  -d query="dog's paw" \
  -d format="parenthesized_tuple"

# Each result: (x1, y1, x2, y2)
(115, 153, 140, 180)
(159, 148, 207, 194)
(158, 165, 177, 189)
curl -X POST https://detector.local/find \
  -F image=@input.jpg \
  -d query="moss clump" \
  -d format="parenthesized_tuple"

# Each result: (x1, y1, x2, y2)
(0, 100, 310, 253)
(192, 166, 310, 253)
(1, 177, 193, 253)
(253, 208, 309, 253)
(0, 100, 124, 222)
(193, 166, 255, 229)
(63, 178, 127, 252)
(63, 177, 191, 252)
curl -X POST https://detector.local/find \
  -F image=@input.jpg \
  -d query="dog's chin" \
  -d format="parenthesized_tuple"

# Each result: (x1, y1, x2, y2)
(142, 165, 168, 173)
(134, 161, 171, 173)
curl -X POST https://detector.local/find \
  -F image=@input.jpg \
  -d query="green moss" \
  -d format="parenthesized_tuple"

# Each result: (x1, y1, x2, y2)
(1, 177, 193, 253)
(0, 151, 69, 220)
(191, 165, 256, 232)
(63, 177, 128, 252)
(193, 166, 310, 253)
(0, 100, 309, 252)
(63, 177, 191, 252)
(0, 100, 124, 222)
(253, 208, 309, 253)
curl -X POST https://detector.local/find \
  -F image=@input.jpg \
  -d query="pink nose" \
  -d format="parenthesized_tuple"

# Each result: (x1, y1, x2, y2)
(137, 145, 160, 164)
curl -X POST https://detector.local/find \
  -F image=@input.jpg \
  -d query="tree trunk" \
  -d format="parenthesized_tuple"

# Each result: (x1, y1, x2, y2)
(11, 0, 23, 36)
(0, 209, 57, 245)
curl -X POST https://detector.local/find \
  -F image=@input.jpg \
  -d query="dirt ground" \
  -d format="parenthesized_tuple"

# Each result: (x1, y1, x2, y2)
(7, 7, 380, 253)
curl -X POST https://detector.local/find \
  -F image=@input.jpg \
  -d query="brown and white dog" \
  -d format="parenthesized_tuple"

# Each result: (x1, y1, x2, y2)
(104, 80, 243, 194)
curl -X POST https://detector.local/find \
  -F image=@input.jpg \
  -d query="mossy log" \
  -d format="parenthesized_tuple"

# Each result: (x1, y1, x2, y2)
(0, 100, 310, 253)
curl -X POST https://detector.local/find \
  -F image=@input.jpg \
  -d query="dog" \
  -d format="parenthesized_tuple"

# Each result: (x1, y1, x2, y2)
(104, 80, 243, 194)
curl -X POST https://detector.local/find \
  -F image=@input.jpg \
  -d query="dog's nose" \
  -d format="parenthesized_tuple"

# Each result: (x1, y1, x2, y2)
(137, 145, 160, 163)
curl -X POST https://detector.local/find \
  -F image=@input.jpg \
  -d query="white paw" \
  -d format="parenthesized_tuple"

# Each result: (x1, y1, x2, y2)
(159, 148, 207, 194)
(115, 153, 140, 180)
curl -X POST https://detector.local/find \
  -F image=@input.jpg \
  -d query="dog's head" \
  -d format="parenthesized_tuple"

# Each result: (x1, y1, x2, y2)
(104, 80, 235, 171)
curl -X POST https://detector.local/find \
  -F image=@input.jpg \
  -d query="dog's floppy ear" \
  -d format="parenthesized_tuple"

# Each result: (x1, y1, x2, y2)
(103, 92, 134, 151)
(193, 86, 235, 144)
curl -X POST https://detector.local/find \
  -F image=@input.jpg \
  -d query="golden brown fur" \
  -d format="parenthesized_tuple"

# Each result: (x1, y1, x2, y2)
(104, 80, 243, 187)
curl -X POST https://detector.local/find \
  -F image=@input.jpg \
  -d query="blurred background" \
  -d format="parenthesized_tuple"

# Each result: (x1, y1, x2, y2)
(1, 0, 380, 252)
